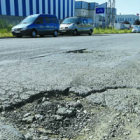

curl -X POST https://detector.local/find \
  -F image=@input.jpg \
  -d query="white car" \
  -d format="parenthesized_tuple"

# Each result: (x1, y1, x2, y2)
(132, 26, 140, 33)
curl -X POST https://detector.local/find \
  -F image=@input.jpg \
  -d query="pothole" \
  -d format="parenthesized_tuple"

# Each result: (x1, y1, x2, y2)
(66, 49, 87, 53)
(1, 93, 92, 140)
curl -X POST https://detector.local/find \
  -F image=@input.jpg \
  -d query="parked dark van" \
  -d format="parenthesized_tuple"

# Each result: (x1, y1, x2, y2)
(60, 17, 93, 35)
(12, 14, 59, 37)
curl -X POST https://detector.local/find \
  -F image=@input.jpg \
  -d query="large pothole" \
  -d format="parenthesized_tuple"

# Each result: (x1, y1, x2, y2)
(0, 93, 93, 140)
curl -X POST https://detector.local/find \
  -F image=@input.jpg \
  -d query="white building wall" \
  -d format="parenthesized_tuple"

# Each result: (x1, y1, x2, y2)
(116, 15, 139, 25)
(75, 9, 88, 17)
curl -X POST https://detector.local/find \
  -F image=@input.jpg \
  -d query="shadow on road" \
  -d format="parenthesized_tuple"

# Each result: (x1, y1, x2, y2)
(0, 34, 110, 40)
(93, 34, 110, 36)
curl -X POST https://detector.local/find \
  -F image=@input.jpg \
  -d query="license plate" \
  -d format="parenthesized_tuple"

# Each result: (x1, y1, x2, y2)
(15, 31, 21, 33)
(61, 31, 66, 32)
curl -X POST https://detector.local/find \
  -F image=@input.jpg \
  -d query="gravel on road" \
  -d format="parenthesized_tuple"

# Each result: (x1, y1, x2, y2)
(0, 34, 140, 140)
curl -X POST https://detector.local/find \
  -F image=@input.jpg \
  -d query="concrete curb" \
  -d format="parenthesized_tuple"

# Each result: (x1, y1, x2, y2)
(0, 37, 14, 39)
(0, 33, 134, 39)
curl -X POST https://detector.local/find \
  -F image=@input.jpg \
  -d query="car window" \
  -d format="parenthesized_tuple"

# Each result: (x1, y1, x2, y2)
(44, 17, 51, 23)
(52, 17, 58, 24)
(36, 17, 44, 24)
(83, 19, 88, 24)
(88, 19, 93, 25)
(21, 16, 37, 24)
(62, 18, 80, 24)
(79, 18, 82, 24)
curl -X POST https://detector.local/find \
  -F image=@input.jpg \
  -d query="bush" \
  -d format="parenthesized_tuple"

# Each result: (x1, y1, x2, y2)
(123, 21, 130, 24)
(0, 19, 12, 31)
(0, 19, 13, 37)
(134, 19, 140, 25)
(94, 28, 131, 34)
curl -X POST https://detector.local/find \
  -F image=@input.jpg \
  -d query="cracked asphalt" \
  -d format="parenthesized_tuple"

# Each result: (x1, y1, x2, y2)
(2, 34, 140, 139)
(0, 34, 140, 110)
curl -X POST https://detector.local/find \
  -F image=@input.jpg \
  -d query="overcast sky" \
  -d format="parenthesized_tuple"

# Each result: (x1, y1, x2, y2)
(76, 0, 140, 15)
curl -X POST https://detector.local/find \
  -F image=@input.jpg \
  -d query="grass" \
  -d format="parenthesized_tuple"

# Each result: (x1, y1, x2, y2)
(94, 28, 132, 34)
(0, 19, 13, 37)
(0, 28, 13, 37)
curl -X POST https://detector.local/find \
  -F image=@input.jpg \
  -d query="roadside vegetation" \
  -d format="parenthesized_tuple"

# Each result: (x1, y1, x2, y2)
(94, 28, 132, 34)
(0, 19, 13, 37)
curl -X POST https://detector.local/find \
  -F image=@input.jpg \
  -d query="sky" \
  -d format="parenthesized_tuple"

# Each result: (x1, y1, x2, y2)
(76, 0, 140, 15)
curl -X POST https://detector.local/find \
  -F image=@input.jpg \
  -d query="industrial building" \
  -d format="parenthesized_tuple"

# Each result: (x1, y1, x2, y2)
(116, 14, 139, 25)
(0, 0, 75, 20)
(75, 1, 117, 27)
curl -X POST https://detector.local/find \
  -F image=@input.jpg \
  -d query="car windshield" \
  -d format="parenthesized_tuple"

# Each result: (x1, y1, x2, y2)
(133, 26, 139, 29)
(62, 18, 79, 24)
(21, 16, 37, 24)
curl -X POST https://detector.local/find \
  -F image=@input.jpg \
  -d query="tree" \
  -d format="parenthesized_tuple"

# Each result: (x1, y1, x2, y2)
(134, 19, 140, 25)
(123, 21, 130, 24)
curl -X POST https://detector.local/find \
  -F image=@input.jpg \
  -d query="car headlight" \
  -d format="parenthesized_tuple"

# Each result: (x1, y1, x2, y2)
(21, 27, 27, 30)
(68, 24, 74, 29)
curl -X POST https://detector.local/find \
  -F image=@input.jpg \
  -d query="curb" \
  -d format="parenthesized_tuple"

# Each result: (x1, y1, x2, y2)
(0, 37, 14, 39)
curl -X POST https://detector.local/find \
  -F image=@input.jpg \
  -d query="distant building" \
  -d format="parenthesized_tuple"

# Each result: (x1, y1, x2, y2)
(75, 1, 117, 27)
(116, 15, 139, 25)
(0, 0, 75, 20)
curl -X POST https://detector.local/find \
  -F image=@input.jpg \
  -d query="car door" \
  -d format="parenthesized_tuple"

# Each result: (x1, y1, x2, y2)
(51, 17, 59, 32)
(77, 18, 87, 33)
(44, 16, 54, 34)
(76, 18, 83, 33)
(82, 19, 89, 33)
(35, 17, 46, 35)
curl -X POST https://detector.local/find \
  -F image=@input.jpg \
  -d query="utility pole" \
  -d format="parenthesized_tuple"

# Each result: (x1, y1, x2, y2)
(108, 0, 116, 27)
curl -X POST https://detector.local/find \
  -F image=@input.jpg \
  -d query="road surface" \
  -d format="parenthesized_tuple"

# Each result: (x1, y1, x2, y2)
(1, 34, 140, 140)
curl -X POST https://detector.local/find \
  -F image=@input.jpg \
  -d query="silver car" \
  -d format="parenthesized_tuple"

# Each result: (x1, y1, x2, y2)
(60, 17, 93, 36)
(132, 26, 140, 33)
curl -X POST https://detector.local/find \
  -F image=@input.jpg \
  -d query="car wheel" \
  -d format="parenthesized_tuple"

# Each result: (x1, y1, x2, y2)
(40, 35, 44, 37)
(15, 35, 22, 38)
(88, 30, 93, 36)
(31, 30, 36, 37)
(73, 30, 78, 36)
(53, 30, 58, 37)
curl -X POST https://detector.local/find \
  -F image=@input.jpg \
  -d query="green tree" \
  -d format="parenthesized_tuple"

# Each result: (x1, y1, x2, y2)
(123, 21, 130, 24)
(134, 19, 140, 25)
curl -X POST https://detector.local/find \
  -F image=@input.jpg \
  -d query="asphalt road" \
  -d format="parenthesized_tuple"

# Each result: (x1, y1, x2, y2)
(0, 34, 140, 110)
